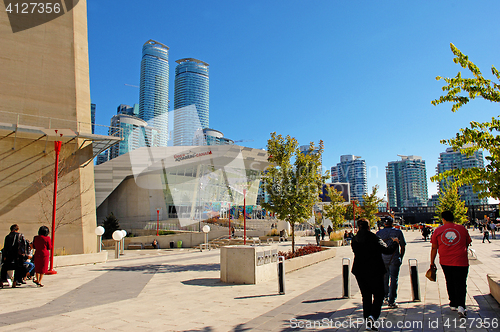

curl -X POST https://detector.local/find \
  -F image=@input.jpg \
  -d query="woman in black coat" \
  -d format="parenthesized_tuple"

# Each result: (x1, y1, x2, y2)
(351, 218, 399, 331)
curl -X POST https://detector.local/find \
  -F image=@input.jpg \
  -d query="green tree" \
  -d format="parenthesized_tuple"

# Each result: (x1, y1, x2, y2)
(435, 181, 468, 225)
(322, 186, 346, 231)
(262, 132, 326, 252)
(431, 43, 500, 199)
(360, 186, 383, 228)
(102, 212, 120, 239)
(344, 200, 361, 223)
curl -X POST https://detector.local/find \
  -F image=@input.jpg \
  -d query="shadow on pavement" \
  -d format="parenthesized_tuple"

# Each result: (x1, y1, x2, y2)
(181, 278, 229, 287)
(93, 263, 220, 274)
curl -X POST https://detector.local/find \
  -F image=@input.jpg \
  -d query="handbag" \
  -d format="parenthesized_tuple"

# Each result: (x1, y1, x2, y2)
(426, 266, 437, 282)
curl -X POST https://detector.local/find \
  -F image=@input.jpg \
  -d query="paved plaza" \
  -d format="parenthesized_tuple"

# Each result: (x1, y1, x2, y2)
(1, 229, 499, 331)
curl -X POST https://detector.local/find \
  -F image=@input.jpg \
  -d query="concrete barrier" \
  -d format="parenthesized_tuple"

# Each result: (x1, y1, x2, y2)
(53, 251, 108, 268)
(220, 245, 278, 284)
(487, 274, 500, 304)
(284, 247, 336, 273)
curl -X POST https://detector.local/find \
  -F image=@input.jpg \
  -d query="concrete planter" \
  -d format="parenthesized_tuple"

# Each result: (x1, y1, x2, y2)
(284, 247, 336, 273)
(320, 240, 343, 247)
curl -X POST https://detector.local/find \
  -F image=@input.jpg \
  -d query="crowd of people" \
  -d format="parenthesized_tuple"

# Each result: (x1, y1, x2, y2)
(1, 224, 51, 288)
(351, 211, 471, 331)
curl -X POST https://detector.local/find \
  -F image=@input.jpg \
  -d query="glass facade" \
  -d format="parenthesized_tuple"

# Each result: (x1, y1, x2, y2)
(108, 114, 157, 160)
(436, 148, 486, 205)
(139, 40, 169, 147)
(173, 58, 209, 146)
(386, 155, 428, 208)
(331, 155, 367, 203)
(193, 128, 234, 146)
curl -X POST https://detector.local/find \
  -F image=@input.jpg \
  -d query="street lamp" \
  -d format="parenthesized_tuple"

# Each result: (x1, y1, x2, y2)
(243, 188, 247, 245)
(41, 128, 75, 275)
(112, 230, 124, 259)
(94, 226, 105, 252)
(202, 224, 210, 246)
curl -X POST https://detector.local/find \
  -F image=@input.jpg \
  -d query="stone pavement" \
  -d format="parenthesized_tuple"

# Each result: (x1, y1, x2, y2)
(0, 229, 499, 331)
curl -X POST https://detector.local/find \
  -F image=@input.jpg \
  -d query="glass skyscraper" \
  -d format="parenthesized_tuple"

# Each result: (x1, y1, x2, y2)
(139, 40, 169, 147)
(386, 155, 428, 208)
(331, 155, 367, 203)
(173, 58, 209, 146)
(436, 147, 486, 205)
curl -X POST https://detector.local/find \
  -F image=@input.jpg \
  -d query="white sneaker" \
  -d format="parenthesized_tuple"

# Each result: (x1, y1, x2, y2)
(366, 316, 379, 331)
(6, 279, 12, 287)
(458, 306, 467, 318)
(450, 306, 458, 311)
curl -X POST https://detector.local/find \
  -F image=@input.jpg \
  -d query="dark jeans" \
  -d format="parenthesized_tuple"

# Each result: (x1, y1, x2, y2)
(355, 273, 385, 319)
(383, 262, 401, 304)
(483, 232, 490, 243)
(441, 265, 469, 308)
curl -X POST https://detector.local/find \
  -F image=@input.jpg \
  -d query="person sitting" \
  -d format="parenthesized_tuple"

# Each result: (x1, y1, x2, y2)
(152, 239, 159, 249)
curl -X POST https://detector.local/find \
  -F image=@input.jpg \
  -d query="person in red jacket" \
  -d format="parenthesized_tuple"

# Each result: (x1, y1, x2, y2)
(33, 226, 52, 287)
(430, 210, 472, 318)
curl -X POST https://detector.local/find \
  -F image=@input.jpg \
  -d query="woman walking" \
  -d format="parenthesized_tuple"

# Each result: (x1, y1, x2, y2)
(33, 226, 51, 287)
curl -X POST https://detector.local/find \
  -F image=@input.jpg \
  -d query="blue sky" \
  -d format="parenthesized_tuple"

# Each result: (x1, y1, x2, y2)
(87, 0, 500, 200)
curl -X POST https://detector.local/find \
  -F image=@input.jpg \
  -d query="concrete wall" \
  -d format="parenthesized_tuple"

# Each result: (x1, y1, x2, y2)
(0, 1, 97, 254)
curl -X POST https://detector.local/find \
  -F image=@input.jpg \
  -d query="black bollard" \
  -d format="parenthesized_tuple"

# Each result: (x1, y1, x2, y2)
(342, 258, 351, 298)
(278, 256, 285, 295)
(408, 259, 421, 302)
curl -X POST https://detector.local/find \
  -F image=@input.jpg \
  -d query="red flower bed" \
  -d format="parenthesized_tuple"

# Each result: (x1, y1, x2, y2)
(278, 244, 323, 260)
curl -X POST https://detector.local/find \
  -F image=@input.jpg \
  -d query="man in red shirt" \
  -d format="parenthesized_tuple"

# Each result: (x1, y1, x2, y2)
(430, 210, 472, 318)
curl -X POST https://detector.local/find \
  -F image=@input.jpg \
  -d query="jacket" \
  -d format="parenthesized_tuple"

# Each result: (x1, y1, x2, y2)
(351, 229, 397, 276)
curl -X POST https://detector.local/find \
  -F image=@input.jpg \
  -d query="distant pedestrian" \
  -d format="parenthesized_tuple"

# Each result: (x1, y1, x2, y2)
(483, 228, 491, 243)
(489, 220, 496, 239)
(314, 226, 321, 246)
(430, 211, 471, 318)
(2, 224, 26, 288)
(376, 216, 406, 308)
(422, 226, 431, 241)
(33, 226, 52, 287)
(327, 225, 333, 238)
(352, 218, 399, 331)
(320, 225, 326, 241)
(231, 226, 235, 238)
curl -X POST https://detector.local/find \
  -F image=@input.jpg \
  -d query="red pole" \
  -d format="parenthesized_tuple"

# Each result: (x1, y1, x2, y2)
(353, 200, 356, 231)
(156, 209, 160, 236)
(243, 189, 246, 245)
(47, 141, 61, 275)
(228, 204, 231, 239)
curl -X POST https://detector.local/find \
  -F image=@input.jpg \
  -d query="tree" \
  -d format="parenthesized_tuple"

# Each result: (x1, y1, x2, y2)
(262, 132, 326, 252)
(360, 186, 383, 228)
(435, 181, 468, 225)
(431, 43, 500, 199)
(103, 212, 120, 239)
(322, 186, 346, 231)
(344, 200, 361, 223)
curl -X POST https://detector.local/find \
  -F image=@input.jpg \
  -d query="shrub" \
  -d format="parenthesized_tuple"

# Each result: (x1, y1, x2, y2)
(267, 228, 280, 236)
(278, 244, 323, 260)
(158, 230, 176, 235)
(330, 231, 343, 241)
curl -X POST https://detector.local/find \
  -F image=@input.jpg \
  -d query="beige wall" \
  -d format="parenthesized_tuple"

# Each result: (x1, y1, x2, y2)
(0, 1, 97, 254)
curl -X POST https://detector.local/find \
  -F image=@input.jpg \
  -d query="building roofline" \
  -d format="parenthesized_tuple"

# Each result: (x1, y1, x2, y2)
(143, 39, 169, 50)
(175, 58, 209, 66)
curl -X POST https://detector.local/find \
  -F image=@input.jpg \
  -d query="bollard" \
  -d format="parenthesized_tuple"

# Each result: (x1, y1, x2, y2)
(408, 259, 421, 302)
(278, 256, 285, 295)
(342, 258, 351, 298)
(115, 241, 119, 259)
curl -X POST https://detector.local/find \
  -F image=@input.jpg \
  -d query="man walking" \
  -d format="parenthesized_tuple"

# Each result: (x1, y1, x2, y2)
(2, 224, 26, 287)
(376, 216, 406, 308)
(351, 218, 399, 331)
(430, 211, 471, 318)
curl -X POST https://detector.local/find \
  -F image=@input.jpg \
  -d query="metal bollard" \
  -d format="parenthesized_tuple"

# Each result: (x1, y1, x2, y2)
(278, 256, 285, 295)
(408, 259, 421, 301)
(120, 238, 125, 255)
(114, 241, 120, 259)
(342, 258, 351, 298)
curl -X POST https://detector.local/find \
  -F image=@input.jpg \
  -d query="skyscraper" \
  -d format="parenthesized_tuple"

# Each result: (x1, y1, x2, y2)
(436, 147, 487, 205)
(386, 155, 428, 208)
(173, 58, 209, 146)
(91, 103, 96, 134)
(331, 155, 367, 203)
(139, 40, 169, 147)
(109, 104, 157, 159)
